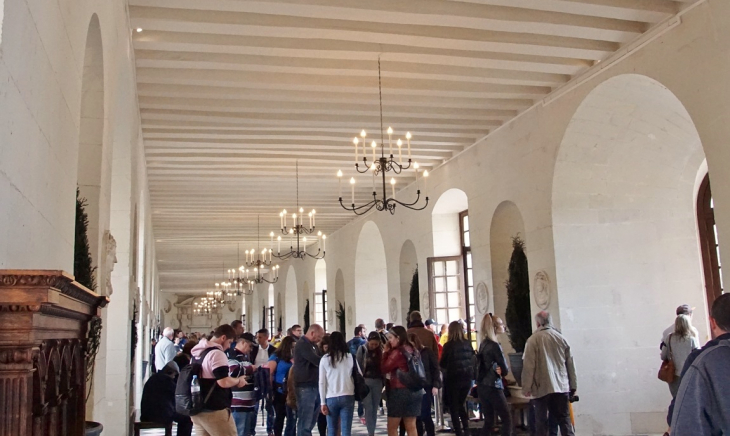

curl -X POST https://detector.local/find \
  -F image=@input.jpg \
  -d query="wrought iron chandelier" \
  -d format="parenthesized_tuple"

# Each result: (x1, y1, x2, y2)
(273, 162, 326, 260)
(338, 57, 429, 215)
(194, 296, 217, 316)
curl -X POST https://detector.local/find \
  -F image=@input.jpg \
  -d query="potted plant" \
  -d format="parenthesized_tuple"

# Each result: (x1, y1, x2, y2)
(303, 298, 310, 333)
(407, 267, 419, 320)
(75, 189, 104, 435)
(504, 236, 532, 386)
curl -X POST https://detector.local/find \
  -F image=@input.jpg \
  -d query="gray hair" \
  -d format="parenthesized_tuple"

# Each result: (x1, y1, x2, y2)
(163, 327, 174, 338)
(535, 311, 552, 328)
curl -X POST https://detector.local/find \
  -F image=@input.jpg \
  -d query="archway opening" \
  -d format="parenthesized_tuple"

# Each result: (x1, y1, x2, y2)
(430, 189, 473, 340)
(314, 259, 328, 331)
(399, 240, 418, 324)
(489, 201, 526, 355)
(355, 222, 388, 328)
(552, 74, 707, 434)
(76, 14, 105, 281)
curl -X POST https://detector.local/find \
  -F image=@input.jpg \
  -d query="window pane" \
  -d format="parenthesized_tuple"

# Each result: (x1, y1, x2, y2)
(434, 261, 444, 276)
(435, 277, 445, 293)
(463, 215, 469, 232)
(446, 261, 458, 275)
(467, 269, 473, 286)
(466, 253, 472, 268)
(463, 231, 470, 247)
(437, 309, 448, 324)
(447, 292, 460, 307)
(435, 293, 447, 308)
(449, 308, 461, 322)
(446, 276, 460, 291)
(468, 287, 474, 302)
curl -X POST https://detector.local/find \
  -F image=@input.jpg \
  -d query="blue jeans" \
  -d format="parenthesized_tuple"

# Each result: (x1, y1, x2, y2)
(250, 399, 275, 434)
(233, 410, 256, 436)
(325, 395, 355, 436)
(284, 406, 297, 436)
(296, 386, 321, 436)
(362, 378, 383, 435)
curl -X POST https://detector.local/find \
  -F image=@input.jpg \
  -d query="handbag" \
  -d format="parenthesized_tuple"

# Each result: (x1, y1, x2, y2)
(658, 334, 676, 383)
(352, 357, 370, 401)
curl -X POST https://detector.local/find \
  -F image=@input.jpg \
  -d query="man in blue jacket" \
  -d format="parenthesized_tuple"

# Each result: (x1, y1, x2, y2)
(671, 293, 730, 435)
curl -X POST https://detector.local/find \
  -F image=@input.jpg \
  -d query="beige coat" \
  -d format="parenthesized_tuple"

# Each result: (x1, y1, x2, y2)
(521, 327, 577, 399)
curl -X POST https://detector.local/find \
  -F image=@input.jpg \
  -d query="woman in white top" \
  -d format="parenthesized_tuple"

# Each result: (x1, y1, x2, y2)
(319, 331, 356, 436)
(661, 314, 700, 397)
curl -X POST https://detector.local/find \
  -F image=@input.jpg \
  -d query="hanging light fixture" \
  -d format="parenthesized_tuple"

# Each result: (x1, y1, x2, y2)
(337, 56, 429, 215)
(243, 215, 280, 284)
(274, 161, 326, 260)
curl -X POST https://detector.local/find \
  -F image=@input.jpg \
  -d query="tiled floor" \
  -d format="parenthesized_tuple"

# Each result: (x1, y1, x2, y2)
(137, 413, 531, 436)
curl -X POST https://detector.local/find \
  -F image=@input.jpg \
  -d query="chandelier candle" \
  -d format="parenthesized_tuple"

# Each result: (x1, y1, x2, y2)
(337, 170, 343, 197)
(387, 126, 393, 155)
(354, 137, 359, 163)
(350, 177, 355, 204)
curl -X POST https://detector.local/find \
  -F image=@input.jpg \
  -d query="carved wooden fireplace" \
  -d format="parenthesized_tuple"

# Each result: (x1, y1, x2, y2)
(0, 270, 108, 436)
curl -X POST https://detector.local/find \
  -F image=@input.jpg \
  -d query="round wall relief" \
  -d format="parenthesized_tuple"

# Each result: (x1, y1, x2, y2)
(389, 297, 398, 323)
(347, 306, 353, 326)
(533, 271, 551, 310)
(163, 299, 172, 314)
(476, 281, 489, 314)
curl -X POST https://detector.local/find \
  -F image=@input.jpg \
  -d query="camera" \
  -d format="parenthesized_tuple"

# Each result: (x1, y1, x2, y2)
(569, 393, 579, 403)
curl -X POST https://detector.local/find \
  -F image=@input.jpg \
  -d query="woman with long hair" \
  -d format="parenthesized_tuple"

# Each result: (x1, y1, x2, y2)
(319, 331, 356, 436)
(356, 332, 385, 436)
(661, 314, 700, 398)
(440, 321, 475, 436)
(268, 336, 297, 436)
(408, 333, 441, 436)
(318, 334, 332, 436)
(476, 314, 511, 436)
(381, 325, 424, 436)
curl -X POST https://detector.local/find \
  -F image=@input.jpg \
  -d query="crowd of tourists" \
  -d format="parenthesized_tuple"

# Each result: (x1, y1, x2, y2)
(141, 293, 730, 436)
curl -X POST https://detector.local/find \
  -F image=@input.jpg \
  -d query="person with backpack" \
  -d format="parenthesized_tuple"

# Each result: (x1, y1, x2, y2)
(267, 336, 297, 436)
(408, 333, 440, 436)
(183, 324, 249, 436)
(227, 333, 257, 436)
(382, 326, 425, 436)
(356, 332, 385, 436)
(475, 314, 511, 436)
(440, 321, 476, 436)
(347, 326, 367, 424)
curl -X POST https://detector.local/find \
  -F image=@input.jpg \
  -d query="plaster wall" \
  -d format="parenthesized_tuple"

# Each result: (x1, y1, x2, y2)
(0, 0, 159, 432)
(310, 3, 730, 434)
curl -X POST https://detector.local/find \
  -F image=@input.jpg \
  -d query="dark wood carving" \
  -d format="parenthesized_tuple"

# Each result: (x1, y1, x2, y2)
(0, 270, 108, 436)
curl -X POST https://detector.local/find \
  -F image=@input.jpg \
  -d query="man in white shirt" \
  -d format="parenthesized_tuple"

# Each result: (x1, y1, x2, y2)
(155, 327, 177, 372)
(250, 328, 277, 436)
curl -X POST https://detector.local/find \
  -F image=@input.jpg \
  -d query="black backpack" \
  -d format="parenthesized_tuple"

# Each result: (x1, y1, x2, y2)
(175, 347, 218, 416)
(396, 348, 428, 391)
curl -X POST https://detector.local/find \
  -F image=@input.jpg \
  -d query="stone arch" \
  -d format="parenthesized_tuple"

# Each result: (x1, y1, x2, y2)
(489, 200, 525, 355)
(355, 221, 388, 327)
(399, 240, 418, 323)
(552, 74, 707, 435)
(285, 266, 298, 329)
(431, 188, 469, 256)
(77, 14, 106, 278)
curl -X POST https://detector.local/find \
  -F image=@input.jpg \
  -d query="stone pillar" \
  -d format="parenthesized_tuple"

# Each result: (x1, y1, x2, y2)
(0, 270, 108, 436)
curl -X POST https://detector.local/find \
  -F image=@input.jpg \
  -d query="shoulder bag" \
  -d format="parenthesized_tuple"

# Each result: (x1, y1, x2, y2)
(658, 334, 676, 383)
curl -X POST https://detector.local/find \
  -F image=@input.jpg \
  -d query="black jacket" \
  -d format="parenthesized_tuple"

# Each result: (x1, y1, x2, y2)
(440, 340, 475, 386)
(292, 336, 322, 387)
(420, 346, 442, 389)
(140, 373, 175, 424)
(476, 338, 509, 389)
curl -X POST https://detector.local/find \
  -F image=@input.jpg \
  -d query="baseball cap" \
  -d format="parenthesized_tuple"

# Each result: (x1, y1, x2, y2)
(676, 304, 694, 316)
(424, 319, 436, 326)
(240, 332, 255, 343)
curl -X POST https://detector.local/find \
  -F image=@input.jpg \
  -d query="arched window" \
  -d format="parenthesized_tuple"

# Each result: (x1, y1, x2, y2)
(697, 174, 723, 306)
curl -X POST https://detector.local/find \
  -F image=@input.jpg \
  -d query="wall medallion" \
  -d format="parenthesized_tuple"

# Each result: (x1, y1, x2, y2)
(421, 292, 430, 317)
(389, 297, 398, 323)
(347, 306, 353, 326)
(476, 281, 489, 314)
(533, 271, 551, 310)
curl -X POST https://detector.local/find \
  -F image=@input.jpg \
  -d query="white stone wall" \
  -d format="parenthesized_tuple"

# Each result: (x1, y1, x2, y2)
(282, 3, 730, 434)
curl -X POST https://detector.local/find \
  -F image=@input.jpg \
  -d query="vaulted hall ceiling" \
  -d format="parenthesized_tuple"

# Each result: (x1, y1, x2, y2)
(129, 0, 698, 294)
